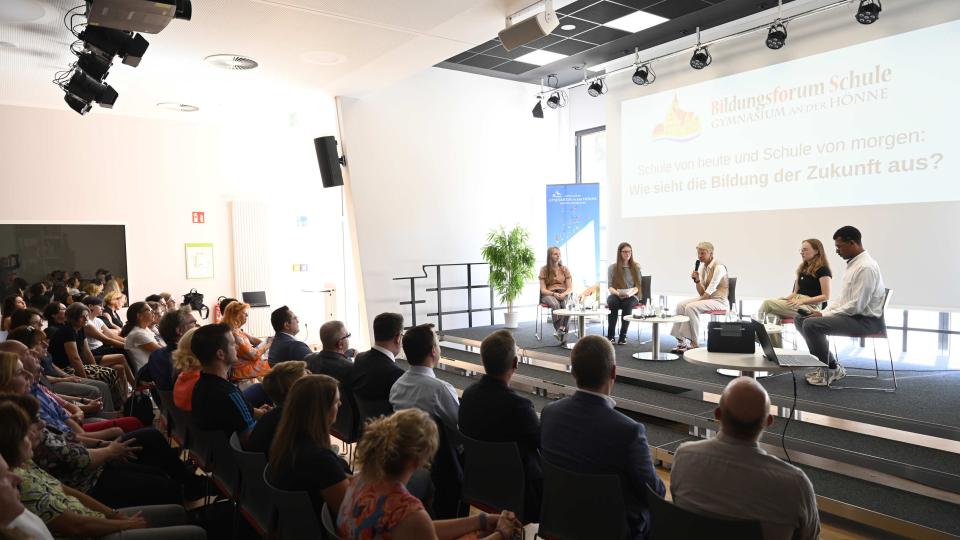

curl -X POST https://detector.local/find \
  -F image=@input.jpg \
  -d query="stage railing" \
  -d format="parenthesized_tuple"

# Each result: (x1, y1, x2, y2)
(394, 262, 527, 332)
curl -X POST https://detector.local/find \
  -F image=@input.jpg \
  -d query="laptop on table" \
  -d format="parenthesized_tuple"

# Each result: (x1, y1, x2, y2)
(241, 291, 269, 308)
(752, 320, 823, 368)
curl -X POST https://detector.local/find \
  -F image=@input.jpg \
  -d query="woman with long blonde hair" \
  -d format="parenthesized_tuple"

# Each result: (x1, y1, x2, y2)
(538, 246, 573, 344)
(758, 238, 832, 347)
(606, 242, 642, 344)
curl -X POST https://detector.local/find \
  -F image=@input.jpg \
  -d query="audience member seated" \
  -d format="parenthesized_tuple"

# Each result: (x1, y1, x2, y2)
(50, 303, 130, 405)
(269, 374, 351, 521)
(0, 395, 207, 539)
(1, 294, 26, 332)
(798, 226, 886, 386)
(190, 323, 269, 445)
(221, 301, 271, 384)
(101, 291, 125, 330)
(121, 302, 162, 374)
(458, 329, 542, 521)
(352, 312, 405, 415)
(6, 323, 114, 412)
(247, 360, 307, 454)
(267, 305, 312, 364)
(541, 335, 665, 540)
(670, 377, 820, 539)
(389, 323, 460, 444)
(145, 301, 167, 346)
(757, 239, 832, 347)
(172, 328, 200, 411)
(27, 283, 51, 310)
(0, 442, 53, 540)
(158, 292, 177, 312)
(81, 296, 128, 359)
(337, 408, 521, 540)
(670, 241, 729, 352)
(82, 281, 103, 299)
(65, 276, 81, 296)
(141, 310, 197, 392)
(539, 246, 573, 344)
(606, 242, 643, 345)
(42, 302, 67, 330)
(305, 320, 354, 390)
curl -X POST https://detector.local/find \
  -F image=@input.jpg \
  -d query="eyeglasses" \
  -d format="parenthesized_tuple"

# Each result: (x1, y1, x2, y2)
(338, 333, 351, 342)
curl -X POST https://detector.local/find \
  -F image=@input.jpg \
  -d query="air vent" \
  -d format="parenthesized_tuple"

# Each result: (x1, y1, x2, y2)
(204, 54, 259, 70)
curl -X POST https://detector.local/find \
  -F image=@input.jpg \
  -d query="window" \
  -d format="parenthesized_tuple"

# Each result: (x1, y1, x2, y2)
(576, 127, 607, 285)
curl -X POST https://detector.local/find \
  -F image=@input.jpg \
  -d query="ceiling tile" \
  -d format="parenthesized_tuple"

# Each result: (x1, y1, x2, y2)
(556, 16, 598, 38)
(459, 54, 508, 69)
(557, 0, 604, 16)
(543, 38, 595, 55)
(526, 33, 565, 48)
(468, 39, 501, 54)
(489, 61, 539, 74)
(445, 51, 476, 64)
(575, 25, 630, 45)
(485, 45, 536, 60)
(572, 1, 636, 24)
(643, 0, 712, 19)
(608, 0, 667, 10)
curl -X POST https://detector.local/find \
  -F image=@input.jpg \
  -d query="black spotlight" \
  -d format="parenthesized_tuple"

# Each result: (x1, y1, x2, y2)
(766, 22, 787, 49)
(631, 64, 655, 86)
(174, 0, 193, 20)
(546, 92, 561, 109)
(690, 46, 712, 70)
(532, 98, 544, 118)
(63, 93, 92, 115)
(855, 0, 881, 24)
(79, 27, 150, 67)
(76, 51, 113, 81)
(587, 78, 606, 97)
(64, 69, 118, 108)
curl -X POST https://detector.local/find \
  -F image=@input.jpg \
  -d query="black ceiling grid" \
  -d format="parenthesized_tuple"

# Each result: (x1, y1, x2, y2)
(436, 0, 796, 87)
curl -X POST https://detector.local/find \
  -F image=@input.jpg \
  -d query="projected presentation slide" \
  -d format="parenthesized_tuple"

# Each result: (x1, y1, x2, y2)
(620, 20, 957, 218)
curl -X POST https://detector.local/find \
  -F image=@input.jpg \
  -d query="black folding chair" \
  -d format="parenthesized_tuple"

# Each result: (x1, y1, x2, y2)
(537, 458, 626, 540)
(460, 433, 527, 522)
(645, 485, 762, 540)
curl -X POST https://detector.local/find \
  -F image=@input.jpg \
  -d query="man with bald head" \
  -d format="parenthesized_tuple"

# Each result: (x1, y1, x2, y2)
(670, 377, 820, 540)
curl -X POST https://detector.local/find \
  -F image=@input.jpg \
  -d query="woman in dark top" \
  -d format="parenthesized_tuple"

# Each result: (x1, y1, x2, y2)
(101, 291, 125, 330)
(268, 374, 351, 520)
(247, 360, 307, 454)
(758, 238, 832, 345)
(1, 294, 26, 331)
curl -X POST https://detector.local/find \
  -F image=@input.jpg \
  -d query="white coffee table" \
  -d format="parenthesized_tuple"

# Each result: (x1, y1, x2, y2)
(553, 308, 610, 350)
(683, 346, 816, 378)
(623, 314, 690, 361)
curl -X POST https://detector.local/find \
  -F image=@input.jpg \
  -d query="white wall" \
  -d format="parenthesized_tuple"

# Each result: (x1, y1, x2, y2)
(0, 100, 351, 333)
(341, 67, 566, 330)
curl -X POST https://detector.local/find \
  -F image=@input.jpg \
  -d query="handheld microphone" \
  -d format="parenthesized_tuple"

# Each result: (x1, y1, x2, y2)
(694, 260, 701, 272)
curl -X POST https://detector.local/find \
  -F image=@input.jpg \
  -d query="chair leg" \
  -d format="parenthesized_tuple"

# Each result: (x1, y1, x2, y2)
(535, 305, 542, 341)
(887, 336, 898, 390)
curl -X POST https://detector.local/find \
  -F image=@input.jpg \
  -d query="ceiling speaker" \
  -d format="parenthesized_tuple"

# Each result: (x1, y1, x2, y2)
(498, 10, 558, 51)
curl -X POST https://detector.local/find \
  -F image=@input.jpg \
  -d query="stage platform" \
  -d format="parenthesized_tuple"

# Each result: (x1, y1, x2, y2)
(436, 321, 960, 538)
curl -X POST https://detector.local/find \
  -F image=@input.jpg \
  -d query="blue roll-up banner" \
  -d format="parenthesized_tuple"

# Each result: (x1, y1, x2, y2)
(546, 183, 600, 289)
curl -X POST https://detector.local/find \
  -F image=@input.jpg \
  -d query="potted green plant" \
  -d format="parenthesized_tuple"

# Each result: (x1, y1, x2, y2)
(481, 225, 536, 328)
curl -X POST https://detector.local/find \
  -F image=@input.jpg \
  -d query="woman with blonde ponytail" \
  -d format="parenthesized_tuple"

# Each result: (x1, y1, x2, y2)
(337, 408, 522, 540)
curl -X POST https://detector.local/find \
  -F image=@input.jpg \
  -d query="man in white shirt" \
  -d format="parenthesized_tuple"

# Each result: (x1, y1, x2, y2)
(671, 241, 730, 352)
(389, 323, 460, 444)
(670, 377, 820, 540)
(796, 226, 886, 386)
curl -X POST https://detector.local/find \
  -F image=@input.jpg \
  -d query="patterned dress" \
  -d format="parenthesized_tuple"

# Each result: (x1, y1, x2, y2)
(336, 478, 425, 540)
(230, 329, 271, 382)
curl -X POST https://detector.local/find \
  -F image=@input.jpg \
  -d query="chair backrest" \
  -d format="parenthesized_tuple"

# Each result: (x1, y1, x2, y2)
(644, 485, 762, 540)
(873, 288, 892, 337)
(321, 503, 346, 540)
(430, 414, 465, 519)
(727, 276, 738, 306)
(539, 458, 627, 540)
(331, 389, 359, 444)
(640, 275, 652, 305)
(188, 425, 237, 498)
(229, 432, 272, 533)
(354, 396, 393, 433)
(263, 464, 324, 540)
(167, 399, 191, 448)
(460, 433, 526, 521)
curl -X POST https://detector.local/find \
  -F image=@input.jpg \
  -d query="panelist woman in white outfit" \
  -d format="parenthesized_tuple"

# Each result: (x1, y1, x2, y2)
(670, 242, 729, 352)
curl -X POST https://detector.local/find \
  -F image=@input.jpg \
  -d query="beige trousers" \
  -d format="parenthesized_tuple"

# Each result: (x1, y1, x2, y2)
(670, 297, 728, 344)
(757, 294, 821, 347)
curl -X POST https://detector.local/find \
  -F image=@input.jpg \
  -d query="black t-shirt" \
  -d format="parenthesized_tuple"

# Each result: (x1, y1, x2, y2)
(191, 372, 257, 437)
(796, 266, 832, 299)
(271, 442, 350, 521)
(246, 406, 282, 454)
(49, 324, 84, 369)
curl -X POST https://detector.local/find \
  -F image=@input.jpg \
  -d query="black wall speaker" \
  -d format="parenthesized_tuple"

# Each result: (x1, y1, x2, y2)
(314, 136, 344, 188)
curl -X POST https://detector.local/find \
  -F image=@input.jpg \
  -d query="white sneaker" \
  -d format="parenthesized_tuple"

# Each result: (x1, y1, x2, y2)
(827, 365, 847, 384)
(806, 368, 828, 386)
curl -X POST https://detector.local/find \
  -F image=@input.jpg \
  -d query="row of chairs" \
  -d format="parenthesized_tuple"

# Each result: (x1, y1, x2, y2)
(459, 433, 762, 540)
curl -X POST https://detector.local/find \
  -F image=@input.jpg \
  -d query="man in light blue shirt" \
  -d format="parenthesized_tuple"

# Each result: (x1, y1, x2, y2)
(389, 323, 460, 443)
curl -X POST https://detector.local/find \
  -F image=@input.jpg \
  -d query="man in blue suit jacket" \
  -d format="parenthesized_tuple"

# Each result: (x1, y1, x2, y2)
(541, 335, 665, 539)
(267, 306, 312, 365)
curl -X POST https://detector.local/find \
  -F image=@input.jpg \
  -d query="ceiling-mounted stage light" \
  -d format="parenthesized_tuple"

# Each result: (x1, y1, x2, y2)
(546, 90, 567, 109)
(64, 69, 118, 108)
(79, 27, 150, 67)
(76, 51, 113, 81)
(690, 46, 712, 70)
(587, 78, 607, 97)
(63, 93, 92, 115)
(855, 0, 881, 24)
(631, 63, 655, 85)
(532, 98, 544, 118)
(766, 21, 787, 49)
